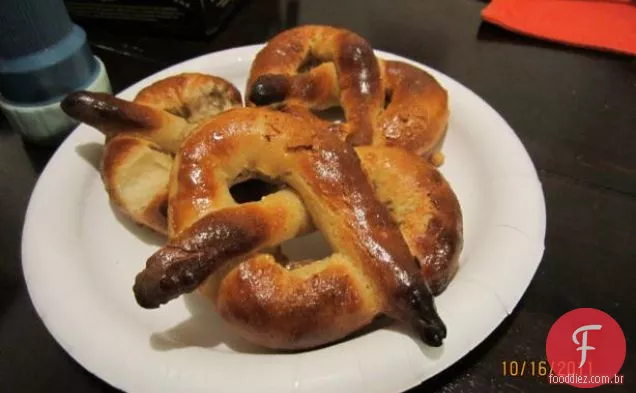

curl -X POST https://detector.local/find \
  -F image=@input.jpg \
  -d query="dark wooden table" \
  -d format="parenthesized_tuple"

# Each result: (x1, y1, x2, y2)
(1, 0, 634, 392)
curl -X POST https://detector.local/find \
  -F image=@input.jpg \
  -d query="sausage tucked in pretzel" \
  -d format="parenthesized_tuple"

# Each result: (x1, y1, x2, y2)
(62, 73, 242, 235)
(246, 25, 449, 165)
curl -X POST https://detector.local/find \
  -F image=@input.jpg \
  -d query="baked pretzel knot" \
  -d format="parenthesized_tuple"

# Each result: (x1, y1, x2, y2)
(247, 25, 450, 165)
(61, 73, 242, 234)
(132, 106, 450, 349)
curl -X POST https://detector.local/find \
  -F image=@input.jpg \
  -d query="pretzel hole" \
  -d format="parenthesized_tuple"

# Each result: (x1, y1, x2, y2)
(310, 106, 346, 123)
(165, 105, 192, 120)
(229, 178, 281, 204)
(297, 52, 325, 73)
(384, 90, 393, 109)
(159, 200, 168, 219)
(166, 92, 235, 123)
(280, 231, 333, 268)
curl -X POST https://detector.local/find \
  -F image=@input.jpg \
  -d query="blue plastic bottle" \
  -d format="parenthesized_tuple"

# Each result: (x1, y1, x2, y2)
(0, 0, 111, 144)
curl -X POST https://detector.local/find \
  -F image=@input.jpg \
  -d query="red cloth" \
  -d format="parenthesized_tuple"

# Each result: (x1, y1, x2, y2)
(481, 0, 636, 56)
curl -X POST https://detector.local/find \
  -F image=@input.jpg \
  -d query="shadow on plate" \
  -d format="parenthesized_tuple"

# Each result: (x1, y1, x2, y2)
(149, 291, 402, 355)
(108, 200, 166, 247)
(149, 292, 277, 354)
(385, 322, 445, 361)
(149, 290, 446, 358)
(75, 142, 103, 173)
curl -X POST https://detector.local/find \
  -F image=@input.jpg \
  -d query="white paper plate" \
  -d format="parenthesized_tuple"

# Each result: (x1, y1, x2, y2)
(22, 45, 546, 393)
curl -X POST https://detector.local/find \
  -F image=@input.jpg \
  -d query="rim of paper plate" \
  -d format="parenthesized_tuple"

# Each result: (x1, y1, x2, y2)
(22, 45, 546, 393)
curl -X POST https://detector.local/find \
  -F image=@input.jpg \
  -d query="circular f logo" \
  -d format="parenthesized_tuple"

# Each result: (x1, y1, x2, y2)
(572, 324, 602, 368)
(546, 308, 626, 388)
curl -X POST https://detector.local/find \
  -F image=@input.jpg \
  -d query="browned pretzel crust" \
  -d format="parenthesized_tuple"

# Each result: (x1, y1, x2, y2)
(134, 107, 447, 349)
(355, 146, 462, 295)
(277, 104, 462, 295)
(246, 25, 449, 164)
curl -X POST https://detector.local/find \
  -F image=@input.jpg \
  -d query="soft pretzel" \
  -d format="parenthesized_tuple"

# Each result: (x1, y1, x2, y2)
(130, 106, 448, 349)
(202, 143, 462, 349)
(246, 25, 449, 164)
(62, 73, 242, 234)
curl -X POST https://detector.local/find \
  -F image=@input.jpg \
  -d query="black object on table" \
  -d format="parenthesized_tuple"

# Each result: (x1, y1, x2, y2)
(1, 1, 634, 392)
